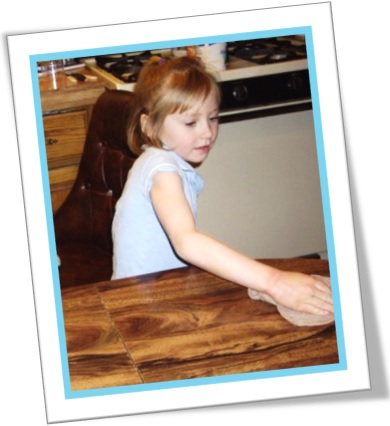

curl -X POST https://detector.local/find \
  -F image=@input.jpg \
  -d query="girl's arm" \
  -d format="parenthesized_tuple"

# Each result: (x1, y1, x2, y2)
(150, 171, 333, 315)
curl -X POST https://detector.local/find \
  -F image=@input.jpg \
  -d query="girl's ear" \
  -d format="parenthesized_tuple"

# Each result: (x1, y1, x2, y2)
(140, 113, 150, 137)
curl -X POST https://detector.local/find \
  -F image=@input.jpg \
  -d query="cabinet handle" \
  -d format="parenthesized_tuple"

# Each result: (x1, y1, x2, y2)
(47, 138, 59, 145)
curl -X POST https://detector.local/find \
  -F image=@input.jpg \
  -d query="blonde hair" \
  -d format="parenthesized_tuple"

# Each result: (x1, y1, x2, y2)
(128, 56, 221, 156)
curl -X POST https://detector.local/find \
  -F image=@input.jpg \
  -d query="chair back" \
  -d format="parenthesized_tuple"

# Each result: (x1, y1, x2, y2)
(54, 90, 137, 254)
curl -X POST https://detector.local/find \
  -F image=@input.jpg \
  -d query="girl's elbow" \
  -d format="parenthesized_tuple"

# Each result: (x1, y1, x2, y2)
(171, 232, 198, 263)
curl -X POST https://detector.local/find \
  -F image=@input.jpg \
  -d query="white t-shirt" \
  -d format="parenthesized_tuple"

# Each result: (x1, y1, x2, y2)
(111, 146, 204, 279)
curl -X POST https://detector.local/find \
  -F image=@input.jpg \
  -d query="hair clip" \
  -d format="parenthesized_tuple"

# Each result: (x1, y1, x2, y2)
(158, 57, 168, 64)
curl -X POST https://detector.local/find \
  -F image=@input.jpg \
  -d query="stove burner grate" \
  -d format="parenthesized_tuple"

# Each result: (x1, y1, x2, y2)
(95, 51, 159, 83)
(228, 37, 307, 64)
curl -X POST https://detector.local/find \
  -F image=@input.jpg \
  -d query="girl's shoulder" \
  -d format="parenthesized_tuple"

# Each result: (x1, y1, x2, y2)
(133, 147, 203, 198)
(140, 147, 191, 172)
(135, 147, 181, 183)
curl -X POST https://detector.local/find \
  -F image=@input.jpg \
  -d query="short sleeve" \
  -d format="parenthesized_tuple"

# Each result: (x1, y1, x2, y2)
(142, 152, 184, 196)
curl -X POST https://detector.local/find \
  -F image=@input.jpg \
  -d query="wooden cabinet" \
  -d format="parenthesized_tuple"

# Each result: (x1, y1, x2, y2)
(43, 108, 88, 212)
(40, 72, 105, 213)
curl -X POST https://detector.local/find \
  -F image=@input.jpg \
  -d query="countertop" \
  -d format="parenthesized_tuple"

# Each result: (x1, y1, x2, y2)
(61, 258, 339, 392)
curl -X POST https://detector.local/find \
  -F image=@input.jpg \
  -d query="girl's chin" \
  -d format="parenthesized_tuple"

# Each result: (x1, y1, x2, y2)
(190, 149, 211, 163)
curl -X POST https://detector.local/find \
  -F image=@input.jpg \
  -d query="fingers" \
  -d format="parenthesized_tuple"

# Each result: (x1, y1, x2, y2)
(302, 303, 333, 316)
(305, 292, 334, 315)
(311, 275, 332, 294)
(311, 276, 334, 311)
(307, 299, 334, 315)
(289, 275, 333, 315)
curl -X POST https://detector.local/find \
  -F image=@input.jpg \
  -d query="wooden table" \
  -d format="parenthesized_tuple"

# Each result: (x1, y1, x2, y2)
(61, 258, 339, 391)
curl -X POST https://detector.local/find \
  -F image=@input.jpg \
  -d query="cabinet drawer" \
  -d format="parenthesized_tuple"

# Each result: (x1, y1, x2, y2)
(48, 165, 79, 213)
(48, 164, 79, 186)
(44, 109, 88, 168)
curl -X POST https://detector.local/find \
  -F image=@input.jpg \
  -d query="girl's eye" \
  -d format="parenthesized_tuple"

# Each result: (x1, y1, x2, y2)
(210, 116, 219, 122)
(185, 121, 196, 127)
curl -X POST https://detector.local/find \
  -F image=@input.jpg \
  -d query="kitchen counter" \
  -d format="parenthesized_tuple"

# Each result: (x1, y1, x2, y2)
(61, 258, 339, 392)
(39, 68, 106, 113)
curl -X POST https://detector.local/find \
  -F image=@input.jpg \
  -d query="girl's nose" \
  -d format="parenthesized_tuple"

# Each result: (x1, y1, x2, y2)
(201, 120, 213, 138)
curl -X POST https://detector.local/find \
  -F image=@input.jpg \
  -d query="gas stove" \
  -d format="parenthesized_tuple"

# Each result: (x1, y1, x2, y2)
(81, 35, 309, 92)
(227, 36, 307, 64)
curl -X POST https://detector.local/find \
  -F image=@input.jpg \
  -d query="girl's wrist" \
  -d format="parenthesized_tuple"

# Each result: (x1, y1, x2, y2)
(253, 263, 284, 297)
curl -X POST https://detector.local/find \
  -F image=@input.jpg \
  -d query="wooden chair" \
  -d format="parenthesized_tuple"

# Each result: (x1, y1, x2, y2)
(54, 90, 137, 288)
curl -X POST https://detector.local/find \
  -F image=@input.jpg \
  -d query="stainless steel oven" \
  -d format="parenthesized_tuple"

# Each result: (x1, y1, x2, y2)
(197, 106, 326, 259)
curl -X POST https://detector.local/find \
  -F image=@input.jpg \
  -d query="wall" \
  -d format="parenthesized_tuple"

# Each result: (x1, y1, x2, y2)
(197, 109, 327, 258)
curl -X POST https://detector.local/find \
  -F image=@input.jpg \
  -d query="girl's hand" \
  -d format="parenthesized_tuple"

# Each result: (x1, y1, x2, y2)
(267, 271, 334, 315)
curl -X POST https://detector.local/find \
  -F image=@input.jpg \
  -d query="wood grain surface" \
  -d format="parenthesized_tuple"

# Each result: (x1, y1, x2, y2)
(61, 259, 339, 390)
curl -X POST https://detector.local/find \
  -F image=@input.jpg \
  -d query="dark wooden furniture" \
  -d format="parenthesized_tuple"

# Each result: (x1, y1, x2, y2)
(54, 90, 137, 287)
(61, 258, 339, 391)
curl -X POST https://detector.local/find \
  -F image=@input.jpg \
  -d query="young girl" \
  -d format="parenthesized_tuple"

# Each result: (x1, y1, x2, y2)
(112, 56, 334, 318)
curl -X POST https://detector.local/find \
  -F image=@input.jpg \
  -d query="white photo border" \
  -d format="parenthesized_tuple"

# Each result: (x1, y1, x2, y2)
(8, 3, 369, 422)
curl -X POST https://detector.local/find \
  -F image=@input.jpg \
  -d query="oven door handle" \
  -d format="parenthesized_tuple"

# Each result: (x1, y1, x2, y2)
(218, 99, 312, 123)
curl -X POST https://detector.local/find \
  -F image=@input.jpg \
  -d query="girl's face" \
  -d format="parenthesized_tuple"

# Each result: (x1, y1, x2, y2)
(158, 92, 220, 164)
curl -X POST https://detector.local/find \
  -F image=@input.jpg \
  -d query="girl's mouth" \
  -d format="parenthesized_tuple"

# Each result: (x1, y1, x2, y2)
(195, 145, 211, 153)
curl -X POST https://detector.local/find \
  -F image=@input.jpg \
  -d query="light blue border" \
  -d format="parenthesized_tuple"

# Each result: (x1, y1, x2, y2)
(30, 25, 346, 400)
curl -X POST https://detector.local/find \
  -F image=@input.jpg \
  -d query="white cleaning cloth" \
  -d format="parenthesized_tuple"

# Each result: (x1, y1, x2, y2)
(248, 275, 334, 327)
